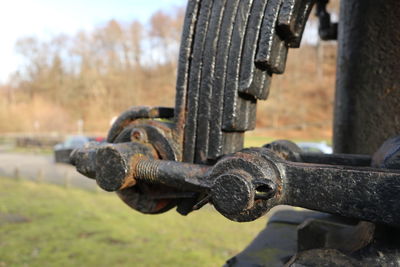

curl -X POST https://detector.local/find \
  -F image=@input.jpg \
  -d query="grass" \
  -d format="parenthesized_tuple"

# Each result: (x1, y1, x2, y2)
(244, 136, 274, 148)
(0, 178, 267, 267)
(8, 147, 53, 155)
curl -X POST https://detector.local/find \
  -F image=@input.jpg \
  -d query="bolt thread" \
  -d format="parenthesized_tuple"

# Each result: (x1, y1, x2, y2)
(135, 159, 160, 183)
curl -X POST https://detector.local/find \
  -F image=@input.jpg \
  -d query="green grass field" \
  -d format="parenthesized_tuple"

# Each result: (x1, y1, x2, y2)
(0, 178, 267, 267)
(244, 136, 274, 148)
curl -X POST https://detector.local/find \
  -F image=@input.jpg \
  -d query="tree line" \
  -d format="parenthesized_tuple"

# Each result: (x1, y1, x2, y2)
(0, 5, 336, 139)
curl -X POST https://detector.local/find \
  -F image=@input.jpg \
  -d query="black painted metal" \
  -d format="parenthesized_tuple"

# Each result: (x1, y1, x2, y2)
(221, 0, 256, 132)
(298, 153, 371, 167)
(238, 0, 271, 100)
(194, 0, 227, 163)
(183, 0, 214, 163)
(72, 140, 400, 225)
(278, 158, 400, 226)
(207, 0, 241, 160)
(255, 0, 284, 73)
(71, 0, 400, 225)
(315, 0, 337, 40)
(175, 0, 317, 163)
(334, 0, 400, 154)
(69, 0, 400, 265)
(277, 0, 315, 47)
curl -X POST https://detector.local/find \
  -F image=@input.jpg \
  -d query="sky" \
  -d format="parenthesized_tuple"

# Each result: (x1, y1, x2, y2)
(0, 0, 186, 83)
(0, 0, 324, 84)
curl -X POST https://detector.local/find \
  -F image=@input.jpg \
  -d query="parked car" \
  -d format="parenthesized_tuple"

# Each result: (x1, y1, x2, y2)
(89, 136, 106, 143)
(297, 142, 333, 154)
(54, 135, 91, 164)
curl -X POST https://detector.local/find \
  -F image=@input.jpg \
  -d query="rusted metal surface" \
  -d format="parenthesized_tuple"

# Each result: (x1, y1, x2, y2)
(71, 0, 400, 265)
(116, 184, 179, 215)
(72, 141, 400, 225)
(95, 143, 156, 191)
(88, 106, 180, 213)
(72, 0, 319, 217)
(71, 0, 400, 225)
(107, 106, 174, 143)
(209, 150, 281, 222)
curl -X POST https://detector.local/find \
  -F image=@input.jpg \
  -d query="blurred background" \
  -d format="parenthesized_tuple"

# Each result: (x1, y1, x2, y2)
(0, 0, 339, 266)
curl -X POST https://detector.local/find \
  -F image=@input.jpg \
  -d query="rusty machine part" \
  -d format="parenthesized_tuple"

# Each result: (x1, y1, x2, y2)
(69, 0, 400, 228)
(71, 0, 400, 265)
(73, 0, 319, 216)
(72, 141, 400, 225)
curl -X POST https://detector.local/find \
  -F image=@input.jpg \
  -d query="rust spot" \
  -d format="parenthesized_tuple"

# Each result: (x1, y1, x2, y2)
(155, 200, 170, 211)
(132, 130, 144, 141)
(149, 107, 161, 117)
(379, 87, 397, 100)
(120, 176, 137, 190)
(129, 154, 148, 181)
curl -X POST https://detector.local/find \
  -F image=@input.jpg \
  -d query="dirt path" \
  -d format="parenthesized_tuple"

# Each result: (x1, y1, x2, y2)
(0, 152, 97, 191)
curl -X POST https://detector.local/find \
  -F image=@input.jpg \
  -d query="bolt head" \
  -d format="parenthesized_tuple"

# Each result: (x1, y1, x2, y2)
(211, 170, 255, 216)
(96, 145, 130, 192)
(131, 128, 148, 142)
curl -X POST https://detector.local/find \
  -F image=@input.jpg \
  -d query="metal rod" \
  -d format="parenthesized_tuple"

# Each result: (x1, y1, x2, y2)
(134, 158, 212, 192)
(298, 153, 371, 167)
